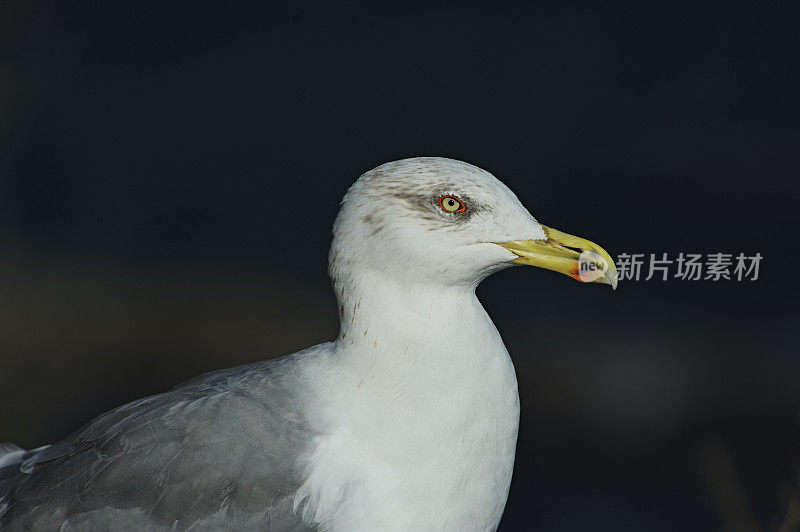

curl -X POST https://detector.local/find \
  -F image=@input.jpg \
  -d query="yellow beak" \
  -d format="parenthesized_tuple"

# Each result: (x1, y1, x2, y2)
(497, 226, 618, 290)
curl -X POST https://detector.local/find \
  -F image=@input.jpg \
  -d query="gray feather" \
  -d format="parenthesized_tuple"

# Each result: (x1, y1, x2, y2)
(0, 344, 331, 531)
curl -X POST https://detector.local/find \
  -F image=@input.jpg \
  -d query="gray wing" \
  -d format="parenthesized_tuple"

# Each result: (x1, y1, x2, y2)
(0, 345, 330, 531)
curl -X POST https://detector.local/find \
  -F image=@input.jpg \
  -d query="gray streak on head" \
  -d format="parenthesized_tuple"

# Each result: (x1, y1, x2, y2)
(361, 175, 488, 231)
(362, 214, 387, 236)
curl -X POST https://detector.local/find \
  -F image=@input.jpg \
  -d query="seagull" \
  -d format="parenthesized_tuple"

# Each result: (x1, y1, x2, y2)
(0, 157, 616, 531)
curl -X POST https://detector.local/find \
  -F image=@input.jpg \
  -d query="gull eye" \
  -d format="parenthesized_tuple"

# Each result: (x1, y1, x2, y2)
(438, 195, 467, 213)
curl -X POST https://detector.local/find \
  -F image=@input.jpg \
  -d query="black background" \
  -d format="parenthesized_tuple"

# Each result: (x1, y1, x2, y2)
(1, 2, 799, 530)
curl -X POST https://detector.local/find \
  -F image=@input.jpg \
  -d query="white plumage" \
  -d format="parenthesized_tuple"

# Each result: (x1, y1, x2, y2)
(292, 158, 537, 529)
(1, 157, 615, 531)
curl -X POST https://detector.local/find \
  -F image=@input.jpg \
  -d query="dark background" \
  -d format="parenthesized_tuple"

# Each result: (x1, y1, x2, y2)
(1, 2, 799, 530)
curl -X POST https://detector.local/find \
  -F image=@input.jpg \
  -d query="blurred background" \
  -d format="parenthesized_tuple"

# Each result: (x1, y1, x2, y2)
(1, 2, 799, 530)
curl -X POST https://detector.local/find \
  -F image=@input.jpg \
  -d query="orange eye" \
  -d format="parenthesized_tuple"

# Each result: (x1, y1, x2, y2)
(438, 195, 466, 213)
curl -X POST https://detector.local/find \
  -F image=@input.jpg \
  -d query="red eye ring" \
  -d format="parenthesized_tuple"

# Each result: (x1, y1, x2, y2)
(438, 195, 467, 213)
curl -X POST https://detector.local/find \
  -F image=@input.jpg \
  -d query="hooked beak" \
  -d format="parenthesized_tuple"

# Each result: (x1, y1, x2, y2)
(496, 226, 618, 290)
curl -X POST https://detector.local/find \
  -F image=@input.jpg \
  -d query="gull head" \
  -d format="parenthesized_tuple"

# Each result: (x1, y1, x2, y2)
(329, 157, 617, 290)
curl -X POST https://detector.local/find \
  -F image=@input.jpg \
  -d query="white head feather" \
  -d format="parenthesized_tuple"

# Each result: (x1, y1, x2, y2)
(329, 157, 546, 289)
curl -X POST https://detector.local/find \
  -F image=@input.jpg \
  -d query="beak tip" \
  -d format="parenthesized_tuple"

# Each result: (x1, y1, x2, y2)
(606, 269, 618, 291)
